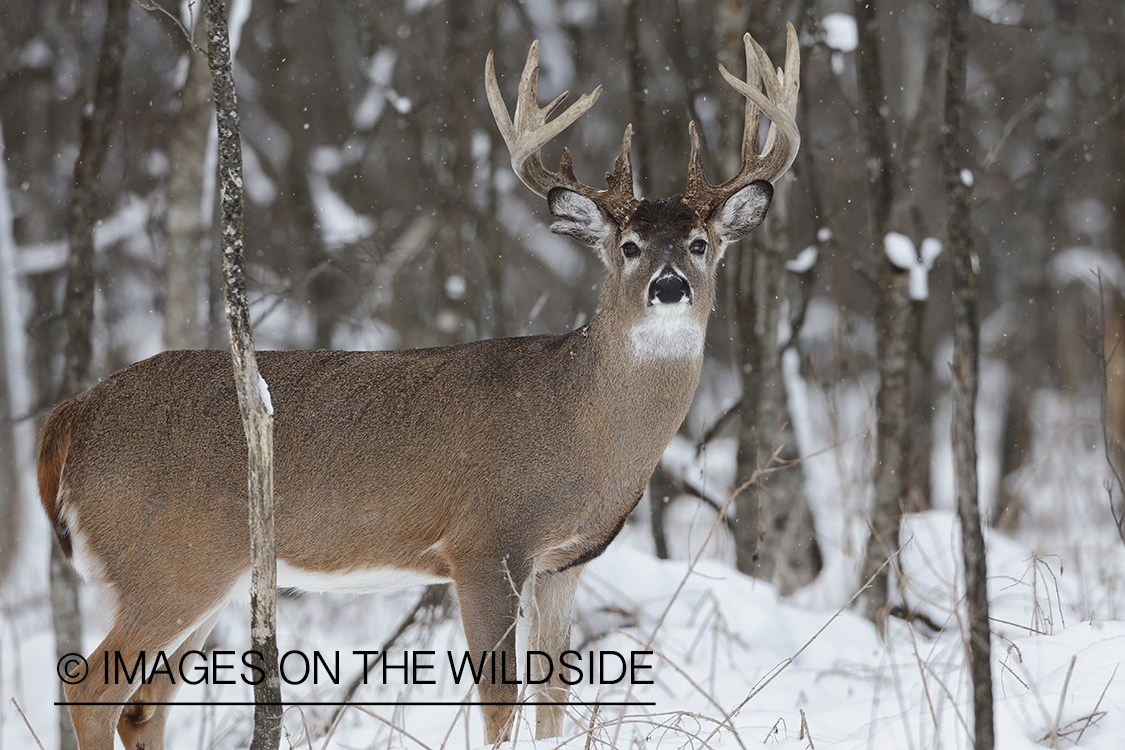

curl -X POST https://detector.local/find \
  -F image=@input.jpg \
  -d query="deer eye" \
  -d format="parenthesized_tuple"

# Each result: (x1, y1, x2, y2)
(622, 241, 640, 258)
(690, 239, 708, 255)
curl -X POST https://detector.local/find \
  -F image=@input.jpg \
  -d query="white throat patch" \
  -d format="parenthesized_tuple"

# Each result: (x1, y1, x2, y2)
(629, 305, 705, 362)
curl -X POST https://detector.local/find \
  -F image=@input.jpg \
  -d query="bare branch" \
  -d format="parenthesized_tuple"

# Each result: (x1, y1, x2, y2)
(135, 0, 200, 52)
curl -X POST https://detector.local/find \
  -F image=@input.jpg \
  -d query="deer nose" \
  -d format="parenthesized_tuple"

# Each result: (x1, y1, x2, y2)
(650, 271, 691, 305)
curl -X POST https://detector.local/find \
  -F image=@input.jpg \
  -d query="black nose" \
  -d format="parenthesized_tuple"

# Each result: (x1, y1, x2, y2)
(653, 274, 687, 304)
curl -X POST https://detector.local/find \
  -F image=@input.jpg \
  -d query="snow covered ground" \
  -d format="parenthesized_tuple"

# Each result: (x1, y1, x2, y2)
(3, 503, 1123, 749)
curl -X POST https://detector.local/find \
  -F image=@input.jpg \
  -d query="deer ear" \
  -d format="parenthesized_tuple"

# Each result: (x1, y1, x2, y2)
(714, 180, 773, 243)
(548, 187, 614, 248)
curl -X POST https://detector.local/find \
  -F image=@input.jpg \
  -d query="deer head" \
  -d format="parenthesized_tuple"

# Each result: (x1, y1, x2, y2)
(486, 26, 799, 362)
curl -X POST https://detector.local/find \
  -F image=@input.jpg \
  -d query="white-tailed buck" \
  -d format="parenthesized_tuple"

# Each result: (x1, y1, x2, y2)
(41, 26, 799, 749)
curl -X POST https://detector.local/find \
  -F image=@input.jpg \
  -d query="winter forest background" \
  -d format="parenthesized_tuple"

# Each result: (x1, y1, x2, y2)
(2, 0, 1125, 748)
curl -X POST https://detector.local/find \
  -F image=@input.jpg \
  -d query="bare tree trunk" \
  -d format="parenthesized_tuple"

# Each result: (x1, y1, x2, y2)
(734, 174, 822, 591)
(903, 346, 935, 515)
(164, 10, 214, 350)
(853, 0, 948, 625)
(994, 275, 1046, 531)
(63, 0, 129, 399)
(726, 6, 821, 591)
(53, 2, 132, 747)
(1100, 27, 1125, 508)
(724, 0, 765, 579)
(205, 2, 281, 748)
(0, 339, 19, 581)
(944, 1, 994, 747)
(626, 0, 682, 559)
(0, 121, 23, 582)
(434, 0, 478, 344)
(481, 0, 507, 339)
(862, 278, 915, 625)
(481, 74, 503, 334)
(854, 0, 906, 626)
(268, 0, 333, 348)
(624, 0, 651, 194)
(648, 460, 680, 560)
(995, 124, 1056, 531)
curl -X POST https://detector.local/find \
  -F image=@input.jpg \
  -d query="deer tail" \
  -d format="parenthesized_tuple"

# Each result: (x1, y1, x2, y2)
(38, 400, 80, 559)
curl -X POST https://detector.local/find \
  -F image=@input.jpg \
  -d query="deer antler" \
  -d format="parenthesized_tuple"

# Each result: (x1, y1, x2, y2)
(683, 23, 801, 218)
(486, 41, 639, 225)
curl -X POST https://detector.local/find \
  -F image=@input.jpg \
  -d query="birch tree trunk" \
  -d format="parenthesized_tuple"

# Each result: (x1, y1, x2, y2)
(54, 2, 132, 747)
(204, 2, 282, 747)
(943, 0, 994, 746)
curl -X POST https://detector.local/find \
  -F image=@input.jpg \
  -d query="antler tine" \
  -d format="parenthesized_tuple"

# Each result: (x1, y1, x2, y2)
(486, 43, 598, 197)
(684, 24, 801, 217)
(719, 26, 800, 182)
(737, 35, 764, 165)
(748, 24, 800, 162)
(486, 41, 637, 222)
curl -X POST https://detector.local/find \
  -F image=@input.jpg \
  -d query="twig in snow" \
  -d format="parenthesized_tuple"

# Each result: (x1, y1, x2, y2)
(1046, 655, 1077, 748)
(9, 698, 46, 750)
(294, 705, 314, 750)
(903, 616, 940, 732)
(1075, 664, 1117, 742)
(763, 716, 786, 743)
(998, 643, 1030, 691)
(617, 629, 729, 727)
(583, 692, 601, 750)
(799, 708, 815, 749)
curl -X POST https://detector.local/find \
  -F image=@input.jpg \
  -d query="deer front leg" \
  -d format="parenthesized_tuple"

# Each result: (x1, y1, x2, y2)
(454, 555, 531, 744)
(529, 565, 582, 738)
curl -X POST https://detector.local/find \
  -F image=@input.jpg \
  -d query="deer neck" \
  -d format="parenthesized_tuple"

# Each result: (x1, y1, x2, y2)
(591, 275, 708, 368)
(576, 300, 705, 445)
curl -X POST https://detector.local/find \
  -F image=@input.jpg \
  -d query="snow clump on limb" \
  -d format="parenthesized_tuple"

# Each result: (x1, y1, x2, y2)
(884, 232, 942, 301)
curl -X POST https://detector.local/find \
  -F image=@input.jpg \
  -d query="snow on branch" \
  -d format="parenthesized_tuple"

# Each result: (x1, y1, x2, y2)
(884, 232, 943, 301)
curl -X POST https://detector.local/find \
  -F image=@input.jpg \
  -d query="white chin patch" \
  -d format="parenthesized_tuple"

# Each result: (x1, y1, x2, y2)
(629, 305, 704, 362)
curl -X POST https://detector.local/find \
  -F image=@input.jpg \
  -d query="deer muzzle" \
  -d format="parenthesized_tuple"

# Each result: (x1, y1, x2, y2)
(649, 268, 692, 306)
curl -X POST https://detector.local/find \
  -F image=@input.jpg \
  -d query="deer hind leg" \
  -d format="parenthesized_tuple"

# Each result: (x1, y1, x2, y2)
(115, 606, 224, 750)
(61, 641, 134, 750)
(64, 623, 193, 750)
(454, 555, 532, 744)
(65, 577, 237, 750)
(528, 565, 581, 739)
